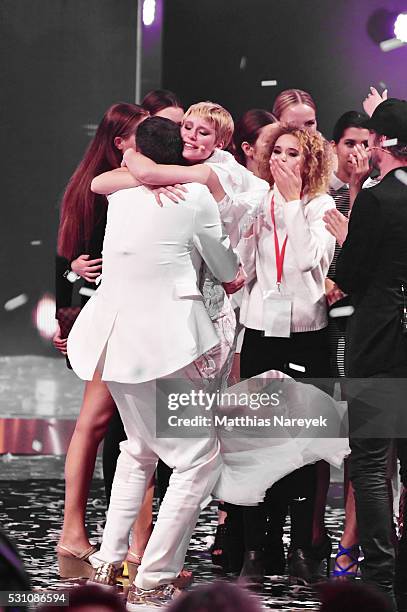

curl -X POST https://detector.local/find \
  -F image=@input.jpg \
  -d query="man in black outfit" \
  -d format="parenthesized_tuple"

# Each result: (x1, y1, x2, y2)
(336, 99, 407, 611)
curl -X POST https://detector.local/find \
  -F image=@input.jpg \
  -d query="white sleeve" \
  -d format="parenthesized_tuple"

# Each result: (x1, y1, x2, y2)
(192, 188, 239, 283)
(282, 194, 336, 273)
(217, 188, 268, 247)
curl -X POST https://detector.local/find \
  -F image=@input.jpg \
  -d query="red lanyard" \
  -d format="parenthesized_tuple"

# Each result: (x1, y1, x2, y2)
(270, 195, 288, 289)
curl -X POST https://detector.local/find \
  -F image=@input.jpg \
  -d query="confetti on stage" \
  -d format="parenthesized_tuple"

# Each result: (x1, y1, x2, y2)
(4, 294, 28, 311)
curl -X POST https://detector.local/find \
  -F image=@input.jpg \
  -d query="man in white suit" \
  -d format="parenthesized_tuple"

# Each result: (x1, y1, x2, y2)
(67, 117, 239, 607)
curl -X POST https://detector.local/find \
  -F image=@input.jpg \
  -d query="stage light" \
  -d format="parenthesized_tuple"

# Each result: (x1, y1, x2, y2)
(368, 8, 407, 52)
(394, 13, 407, 42)
(34, 293, 58, 340)
(143, 0, 156, 26)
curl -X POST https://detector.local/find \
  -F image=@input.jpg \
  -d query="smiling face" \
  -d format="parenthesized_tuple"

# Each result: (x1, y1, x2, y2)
(334, 126, 370, 179)
(181, 114, 219, 162)
(270, 133, 303, 173)
(279, 103, 317, 133)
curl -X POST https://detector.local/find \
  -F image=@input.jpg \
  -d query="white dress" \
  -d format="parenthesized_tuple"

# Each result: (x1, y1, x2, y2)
(213, 370, 350, 505)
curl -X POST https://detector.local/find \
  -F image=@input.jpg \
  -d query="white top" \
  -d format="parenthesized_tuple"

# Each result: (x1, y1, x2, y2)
(197, 149, 270, 321)
(206, 149, 269, 248)
(239, 186, 336, 333)
(67, 183, 239, 383)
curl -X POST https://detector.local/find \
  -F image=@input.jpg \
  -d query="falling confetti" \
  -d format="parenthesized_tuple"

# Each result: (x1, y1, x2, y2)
(383, 138, 398, 147)
(261, 80, 278, 87)
(288, 363, 306, 373)
(4, 294, 28, 311)
(30, 240, 42, 246)
(329, 305, 355, 318)
(32, 440, 43, 452)
(79, 287, 96, 297)
(395, 169, 407, 186)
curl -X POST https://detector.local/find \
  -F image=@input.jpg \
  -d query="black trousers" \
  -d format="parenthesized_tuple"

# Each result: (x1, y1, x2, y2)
(239, 327, 330, 551)
(348, 370, 407, 605)
(102, 408, 126, 505)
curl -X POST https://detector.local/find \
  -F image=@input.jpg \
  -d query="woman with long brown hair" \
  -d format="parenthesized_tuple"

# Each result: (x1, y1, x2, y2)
(54, 102, 151, 578)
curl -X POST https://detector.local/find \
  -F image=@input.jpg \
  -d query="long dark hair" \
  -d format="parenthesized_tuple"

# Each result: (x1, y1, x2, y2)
(142, 89, 183, 115)
(57, 103, 148, 261)
(233, 108, 277, 165)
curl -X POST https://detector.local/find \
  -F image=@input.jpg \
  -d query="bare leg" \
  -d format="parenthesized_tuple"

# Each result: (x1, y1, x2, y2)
(340, 481, 359, 548)
(59, 373, 116, 552)
(58, 371, 154, 558)
(333, 461, 359, 578)
(127, 477, 154, 560)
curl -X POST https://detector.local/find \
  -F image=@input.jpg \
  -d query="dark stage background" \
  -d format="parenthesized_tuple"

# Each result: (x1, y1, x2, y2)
(0, 0, 139, 354)
(1, 0, 407, 355)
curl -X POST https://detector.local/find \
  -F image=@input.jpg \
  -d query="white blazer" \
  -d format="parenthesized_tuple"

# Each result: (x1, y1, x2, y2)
(67, 183, 239, 383)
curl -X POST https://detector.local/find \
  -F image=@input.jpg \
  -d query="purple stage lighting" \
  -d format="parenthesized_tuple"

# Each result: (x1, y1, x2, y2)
(394, 13, 407, 42)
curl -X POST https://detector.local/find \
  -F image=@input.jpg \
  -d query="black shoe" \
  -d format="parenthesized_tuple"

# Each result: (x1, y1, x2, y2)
(211, 517, 244, 573)
(263, 539, 286, 575)
(288, 537, 332, 585)
(239, 550, 265, 586)
(210, 524, 227, 567)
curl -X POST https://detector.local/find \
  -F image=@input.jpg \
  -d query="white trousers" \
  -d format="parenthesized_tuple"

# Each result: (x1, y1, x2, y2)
(90, 360, 222, 590)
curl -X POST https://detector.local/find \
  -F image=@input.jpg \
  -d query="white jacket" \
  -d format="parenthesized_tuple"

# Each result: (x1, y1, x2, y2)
(67, 183, 239, 383)
(240, 186, 335, 333)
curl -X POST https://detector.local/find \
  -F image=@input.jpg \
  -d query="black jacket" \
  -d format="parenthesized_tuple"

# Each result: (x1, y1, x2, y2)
(336, 168, 407, 377)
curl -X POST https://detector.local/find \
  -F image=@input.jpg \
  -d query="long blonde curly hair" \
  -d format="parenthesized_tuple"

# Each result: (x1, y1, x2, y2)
(258, 124, 333, 199)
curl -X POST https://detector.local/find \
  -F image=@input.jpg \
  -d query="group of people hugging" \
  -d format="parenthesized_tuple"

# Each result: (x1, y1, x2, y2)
(53, 85, 407, 611)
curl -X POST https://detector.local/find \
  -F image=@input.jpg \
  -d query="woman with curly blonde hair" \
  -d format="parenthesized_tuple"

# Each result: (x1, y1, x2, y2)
(258, 123, 332, 195)
(230, 125, 336, 585)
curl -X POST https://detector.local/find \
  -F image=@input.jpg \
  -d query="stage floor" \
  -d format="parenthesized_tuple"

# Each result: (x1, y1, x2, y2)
(0, 356, 346, 609)
(0, 462, 345, 611)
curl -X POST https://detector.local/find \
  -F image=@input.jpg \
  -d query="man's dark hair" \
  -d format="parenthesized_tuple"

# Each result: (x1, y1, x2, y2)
(332, 110, 369, 144)
(136, 116, 185, 164)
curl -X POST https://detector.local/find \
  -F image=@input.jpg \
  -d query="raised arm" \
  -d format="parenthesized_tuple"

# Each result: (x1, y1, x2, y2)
(91, 167, 140, 195)
(192, 188, 239, 283)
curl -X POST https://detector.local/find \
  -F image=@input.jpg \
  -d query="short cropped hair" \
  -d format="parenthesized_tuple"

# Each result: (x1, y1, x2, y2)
(332, 110, 369, 143)
(183, 101, 234, 149)
(136, 116, 185, 165)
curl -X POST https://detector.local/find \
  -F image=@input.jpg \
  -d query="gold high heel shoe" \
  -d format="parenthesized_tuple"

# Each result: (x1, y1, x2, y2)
(88, 561, 120, 586)
(56, 544, 98, 579)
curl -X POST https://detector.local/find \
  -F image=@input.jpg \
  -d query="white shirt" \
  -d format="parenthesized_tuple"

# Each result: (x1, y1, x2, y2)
(239, 186, 336, 333)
